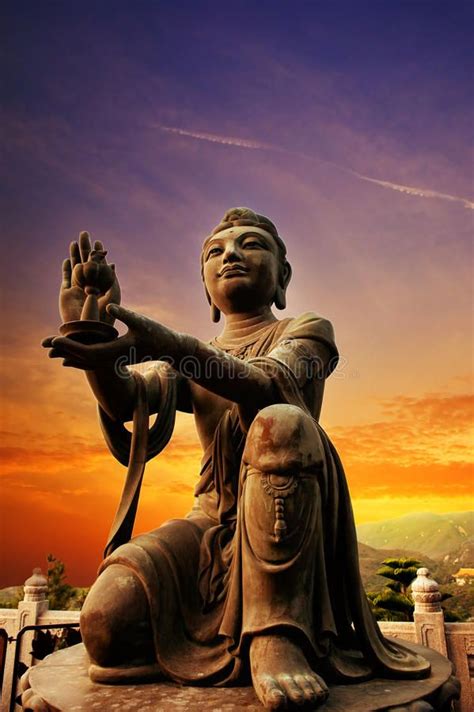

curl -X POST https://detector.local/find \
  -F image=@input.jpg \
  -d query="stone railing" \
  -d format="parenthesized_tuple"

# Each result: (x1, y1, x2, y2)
(0, 569, 80, 710)
(1, 567, 473, 710)
(379, 567, 474, 712)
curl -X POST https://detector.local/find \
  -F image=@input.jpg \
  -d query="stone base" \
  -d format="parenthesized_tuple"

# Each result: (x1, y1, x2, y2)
(21, 640, 460, 711)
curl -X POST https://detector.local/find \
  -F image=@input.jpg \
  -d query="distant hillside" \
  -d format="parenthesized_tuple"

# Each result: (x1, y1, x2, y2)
(441, 537, 474, 570)
(0, 585, 23, 608)
(357, 512, 474, 560)
(357, 543, 442, 592)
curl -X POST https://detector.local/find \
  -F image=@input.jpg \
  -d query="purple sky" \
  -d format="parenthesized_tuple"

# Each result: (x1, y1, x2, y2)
(1, 1, 473, 585)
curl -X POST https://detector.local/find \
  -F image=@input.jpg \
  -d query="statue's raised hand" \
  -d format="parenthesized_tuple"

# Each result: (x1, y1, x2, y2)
(59, 231, 121, 325)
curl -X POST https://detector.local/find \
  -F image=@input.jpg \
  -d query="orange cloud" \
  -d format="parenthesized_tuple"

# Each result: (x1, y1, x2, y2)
(330, 392, 473, 498)
(332, 392, 473, 464)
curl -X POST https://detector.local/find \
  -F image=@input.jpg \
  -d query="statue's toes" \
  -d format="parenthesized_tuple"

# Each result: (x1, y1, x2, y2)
(277, 674, 306, 706)
(291, 673, 322, 705)
(257, 675, 287, 710)
(304, 672, 329, 704)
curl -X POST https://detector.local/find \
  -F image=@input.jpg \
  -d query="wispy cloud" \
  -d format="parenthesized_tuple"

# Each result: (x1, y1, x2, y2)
(155, 124, 474, 210)
(351, 173, 474, 210)
(158, 125, 283, 152)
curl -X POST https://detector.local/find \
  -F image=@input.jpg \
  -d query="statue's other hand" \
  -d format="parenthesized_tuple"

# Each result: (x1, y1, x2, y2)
(41, 335, 92, 370)
(41, 330, 135, 371)
(43, 304, 180, 371)
(60, 232, 121, 325)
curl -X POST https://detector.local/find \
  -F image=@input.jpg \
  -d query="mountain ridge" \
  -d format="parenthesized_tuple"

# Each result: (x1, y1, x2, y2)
(356, 511, 474, 560)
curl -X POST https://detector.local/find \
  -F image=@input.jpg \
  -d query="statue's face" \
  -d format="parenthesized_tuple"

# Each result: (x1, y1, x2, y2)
(202, 226, 280, 314)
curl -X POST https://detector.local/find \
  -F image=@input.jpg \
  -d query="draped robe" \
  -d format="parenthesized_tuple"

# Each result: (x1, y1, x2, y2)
(98, 312, 430, 685)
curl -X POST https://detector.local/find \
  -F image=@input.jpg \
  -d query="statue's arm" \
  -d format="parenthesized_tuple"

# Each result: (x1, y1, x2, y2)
(50, 317, 276, 412)
(84, 334, 322, 414)
(48, 307, 336, 412)
(168, 315, 337, 406)
(177, 337, 279, 407)
(85, 365, 191, 422)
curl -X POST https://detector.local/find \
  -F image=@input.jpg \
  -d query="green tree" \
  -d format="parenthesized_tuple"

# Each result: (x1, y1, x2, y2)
(47, 554, 89, 611)
(367, 557, 421, 622)
(376, 558, 420, 596)
(367, 589, 414, 621)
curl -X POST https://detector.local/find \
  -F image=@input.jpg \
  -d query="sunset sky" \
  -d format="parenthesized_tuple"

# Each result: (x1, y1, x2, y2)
(1, 1, 473, 587)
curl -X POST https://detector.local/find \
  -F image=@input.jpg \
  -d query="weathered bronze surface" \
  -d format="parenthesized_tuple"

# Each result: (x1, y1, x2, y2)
(43, 208, 442, 709)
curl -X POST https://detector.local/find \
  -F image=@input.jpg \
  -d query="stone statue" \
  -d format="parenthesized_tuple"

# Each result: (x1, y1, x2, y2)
(43, 208, 430, 710)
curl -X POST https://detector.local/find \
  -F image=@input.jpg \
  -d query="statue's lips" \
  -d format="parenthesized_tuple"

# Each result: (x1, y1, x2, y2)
(219, 266, 250, 278)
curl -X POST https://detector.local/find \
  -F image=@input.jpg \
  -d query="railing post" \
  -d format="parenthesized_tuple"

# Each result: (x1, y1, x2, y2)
(1, 569, 49, 710)
(411, 566, 448, 657)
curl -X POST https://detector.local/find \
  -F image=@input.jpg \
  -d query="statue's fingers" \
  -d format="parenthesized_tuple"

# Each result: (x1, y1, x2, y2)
(79, 231, 92, 263)
(93, 240, 104, 251)
(50, 337, 89, 360)
(70, 241, 81, 268)
(102, 276, 121, 308)
(46, 349, 89, 369)
(63, 358, 90, 370)
(48, 347, 72, 359)
(61, 258, 72, 289)
(51, 333, 133, 364)
(106, 304, 144, 330)
(41, 336, 56, 348)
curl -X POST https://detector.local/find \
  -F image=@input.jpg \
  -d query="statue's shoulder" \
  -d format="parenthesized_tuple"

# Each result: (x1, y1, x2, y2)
(283, 311, 336, 344)
(280, 312, 339, 376)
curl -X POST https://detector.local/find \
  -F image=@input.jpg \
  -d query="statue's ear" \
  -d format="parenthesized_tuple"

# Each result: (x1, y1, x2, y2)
(274, 261, 292, 311)
(204, 286, 221, 323)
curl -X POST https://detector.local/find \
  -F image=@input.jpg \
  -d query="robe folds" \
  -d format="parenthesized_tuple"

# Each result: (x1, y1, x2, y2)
(99, 312, 430, 685)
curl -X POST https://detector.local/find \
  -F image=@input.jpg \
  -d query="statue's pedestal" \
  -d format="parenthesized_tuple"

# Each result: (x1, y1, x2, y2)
(21, 640, 459, 711)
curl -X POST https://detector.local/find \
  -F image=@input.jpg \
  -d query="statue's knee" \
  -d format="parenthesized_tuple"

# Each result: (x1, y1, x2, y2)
(81, 564, 151, 666)
(243, 403, 323, 473)
(242, 405, 323, 552)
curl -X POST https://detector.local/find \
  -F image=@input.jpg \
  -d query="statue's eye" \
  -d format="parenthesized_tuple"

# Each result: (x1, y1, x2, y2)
(207, 246, 223, 259)
(243, 240, 262, 249)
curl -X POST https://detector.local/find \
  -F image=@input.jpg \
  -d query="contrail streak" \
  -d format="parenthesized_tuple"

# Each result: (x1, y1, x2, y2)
(351, 172, 474, 210)
(158, 125, 278, 151)
(155, 124, 474, 211)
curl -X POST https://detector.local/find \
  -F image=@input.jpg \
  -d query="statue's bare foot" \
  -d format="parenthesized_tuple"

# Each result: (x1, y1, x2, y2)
(250, 634, 329, 710)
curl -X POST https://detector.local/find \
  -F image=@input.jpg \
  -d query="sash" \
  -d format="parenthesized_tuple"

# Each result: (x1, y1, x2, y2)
(99, 366, 177, 557)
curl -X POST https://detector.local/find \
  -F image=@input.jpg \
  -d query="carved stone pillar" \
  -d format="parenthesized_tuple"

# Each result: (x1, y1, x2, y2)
(412, 567, 448, 657)
(22, 569, 49, 605)
(18, 568, 50, 672)
(1, 569, 49, 710)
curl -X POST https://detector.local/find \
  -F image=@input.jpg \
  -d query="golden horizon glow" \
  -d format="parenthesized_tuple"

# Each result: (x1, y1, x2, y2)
(1, 327, 472, 586)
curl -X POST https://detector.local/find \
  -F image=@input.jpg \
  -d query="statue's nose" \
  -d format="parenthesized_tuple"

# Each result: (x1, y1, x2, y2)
(223, 244, 243, 263)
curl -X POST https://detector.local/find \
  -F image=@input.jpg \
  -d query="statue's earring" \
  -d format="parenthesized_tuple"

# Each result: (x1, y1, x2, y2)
(211, 303, 221, 323)
(204, 284, 221, 323)
(274, 286, 286, 310)
(274, 261, 292, 311)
